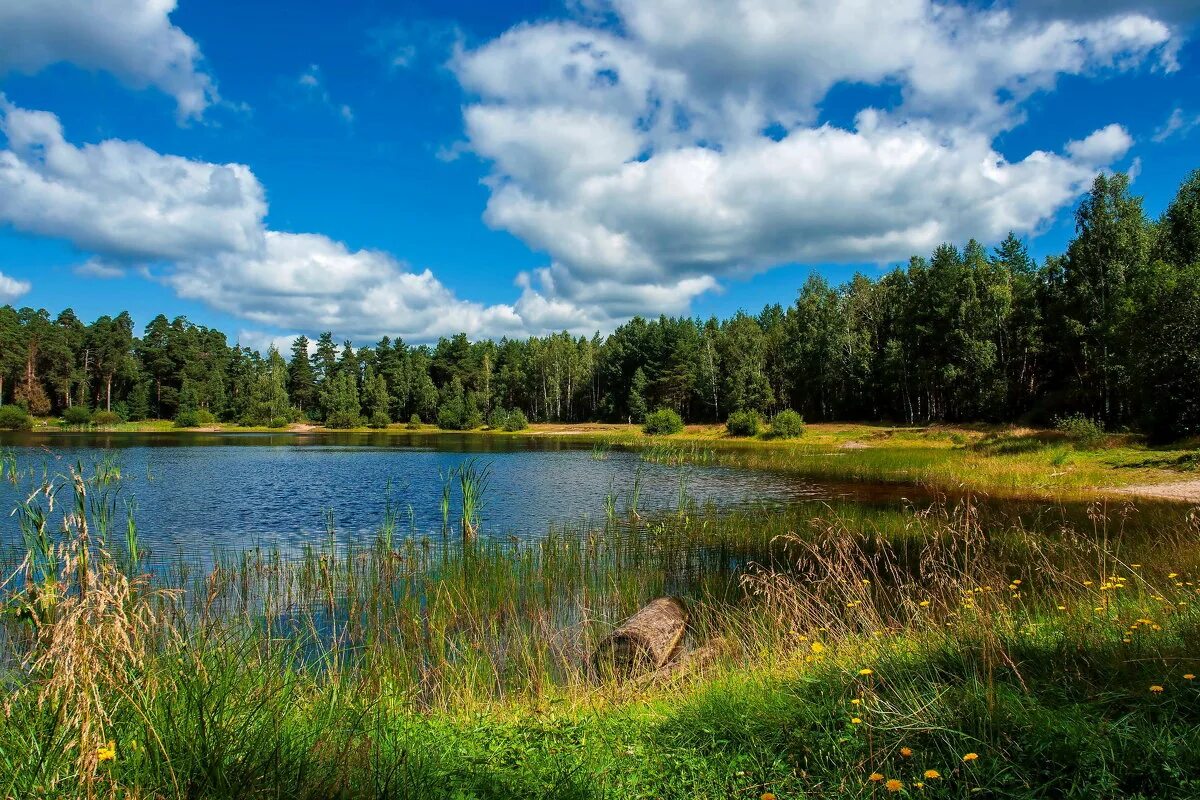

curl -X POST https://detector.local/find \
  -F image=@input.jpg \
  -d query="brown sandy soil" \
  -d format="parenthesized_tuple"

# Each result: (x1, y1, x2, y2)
(1116, 479, 1200, 504)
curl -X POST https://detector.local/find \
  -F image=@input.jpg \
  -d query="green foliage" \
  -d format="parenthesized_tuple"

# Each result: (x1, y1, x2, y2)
(0, 405, 33, 431)
(174, 409, 217, 428)
(487, 406, 509, 429)
(770, 408, 805, 438)
(90, 410, 122, 427)
(367, 411, 390, 429)
(322, 371, 361, 429)
(61, 405, 92, 427)
(725, 409, 760, 437)
(643, 407, 684, 435)
(503, 408, 529, 431)
(627, 367, 649, 423)
(407, 413, 423, 429)
(436, 377, 482, 430)
(1055, 413, 1105, 450)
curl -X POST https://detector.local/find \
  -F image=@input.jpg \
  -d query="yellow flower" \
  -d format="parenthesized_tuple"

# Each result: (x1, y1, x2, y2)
(914, 782, 925, 789)
(962, 752, 979, 762)
(919, 600, 930, 607)
(810, 641, 825, 654)
(869, 772, 884, 782)
(97, 740, 116, 763)
(1150, 685, 1164, 693)
(886, 778, 903, 792)
(859, 668, 874, 676)
(761, 794, 776, 800)
(1184, 674, 1196, 680)
(924, 769, 941, 779)
(851, 717, 863, 724)
(899, 746, 913, 758)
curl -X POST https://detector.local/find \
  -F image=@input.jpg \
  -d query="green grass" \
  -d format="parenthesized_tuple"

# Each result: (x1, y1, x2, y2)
(3, 452, 1200, 797)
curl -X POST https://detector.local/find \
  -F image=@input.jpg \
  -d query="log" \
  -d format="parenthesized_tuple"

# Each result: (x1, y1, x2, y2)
(592, 596, 688, 680)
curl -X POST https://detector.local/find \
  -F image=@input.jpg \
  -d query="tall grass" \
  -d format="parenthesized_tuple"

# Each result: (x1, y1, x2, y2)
(2, 461, 1200, 797)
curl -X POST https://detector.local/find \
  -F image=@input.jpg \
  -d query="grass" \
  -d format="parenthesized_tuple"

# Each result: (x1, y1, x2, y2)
(16, 418, 1200, 500)
(2, 455, 1200, 797)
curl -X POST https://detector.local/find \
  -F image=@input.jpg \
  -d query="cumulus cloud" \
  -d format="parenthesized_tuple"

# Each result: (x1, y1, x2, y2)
(0, 98, 539, 342)
(454, 0, 1170, 316)
(0, 270, 31, 303)
(0, 0, 216, 120)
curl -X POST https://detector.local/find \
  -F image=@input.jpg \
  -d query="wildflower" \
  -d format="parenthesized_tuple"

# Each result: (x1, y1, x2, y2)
(900, 746, 913, 758)
(869, 772, 884, 782)
(923, 769, 941, 779)
(851, 717, 863, 724)
(1169, 573, 1179, 579)
(851, 698, 862, 705)
(962, 752, 979, 762)
(1057, 605, 1067, 611)
(1012, 579, 1021, 585)
(859, 668, 874, 676)
(761, 794, 777, 800)
(811, 641, 825, 654)
(919, 600, 930, 607)
(886, 778, 903, 792)
(914, 782, 925, 789)
(1150, 685, 1164, 693)
(1184, 674, 1195, 680)
(97, 741, 116, 763)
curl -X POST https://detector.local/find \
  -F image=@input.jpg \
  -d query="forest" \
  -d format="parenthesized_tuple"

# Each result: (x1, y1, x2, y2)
(2, 170, 1199, 439)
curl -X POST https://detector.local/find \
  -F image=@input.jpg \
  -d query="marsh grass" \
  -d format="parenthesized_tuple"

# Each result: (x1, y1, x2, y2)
(2, 463, 1200, 797)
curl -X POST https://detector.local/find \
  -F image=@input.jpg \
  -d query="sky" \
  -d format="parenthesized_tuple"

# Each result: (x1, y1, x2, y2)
(0, 0, 1198, 351)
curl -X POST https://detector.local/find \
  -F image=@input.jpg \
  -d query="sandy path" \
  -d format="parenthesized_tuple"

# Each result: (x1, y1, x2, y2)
(1115, 479, 1200, 504)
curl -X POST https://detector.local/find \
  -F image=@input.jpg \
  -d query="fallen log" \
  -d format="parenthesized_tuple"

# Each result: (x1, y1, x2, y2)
(592, 596, 688, 680)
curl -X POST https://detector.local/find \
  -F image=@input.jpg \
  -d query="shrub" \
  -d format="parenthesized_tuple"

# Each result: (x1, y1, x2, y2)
(174, 409, 217, 428)
(771, 409, 805, 439)
(1055, 413, 1105, 450)
(324, 410, 361, 429)
(367, 411, 391, 429)
(487, 407, 510, 429)
(0, 405, 33, 431)
(406, 413, 423, 430)
(90, 410, 123, 428)
(62, 406, 92, 427)
(643, 407, 684, 435)
(726, 410, 760, 437)
(268, 416, 291, 429)
(503, 408, 529, 432)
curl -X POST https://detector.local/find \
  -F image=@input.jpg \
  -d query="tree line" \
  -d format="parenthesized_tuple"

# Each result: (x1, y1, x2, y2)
(2, 169, 1199, 439)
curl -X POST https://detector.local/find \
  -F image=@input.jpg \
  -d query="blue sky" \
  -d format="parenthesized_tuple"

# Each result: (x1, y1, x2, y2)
(1, 0, 1198, 348)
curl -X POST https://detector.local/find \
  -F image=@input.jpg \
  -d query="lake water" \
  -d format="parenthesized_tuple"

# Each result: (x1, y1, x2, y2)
(0, 431, 819, 562)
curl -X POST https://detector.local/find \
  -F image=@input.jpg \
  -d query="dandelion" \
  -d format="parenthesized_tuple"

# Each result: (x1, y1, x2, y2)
(919, 600, 930, 607)
(851, 717, 863, 724)
(1150, 685, 1164, 693)
(1184, 674, 1195, 680)
(761, 794, 776, 800)
(914, 782, 925, 789)
(811, 641, 825, 654)
(869, 772, 884, 782)
(962, 752, 979, 762)
(851, 698, 861, 705)
(859, 668, 874, 676)
(924, 769, 941, 779)
(900, 746, 913, 758)
(886, 778, 903, 792)
(97, 741, 116, 763)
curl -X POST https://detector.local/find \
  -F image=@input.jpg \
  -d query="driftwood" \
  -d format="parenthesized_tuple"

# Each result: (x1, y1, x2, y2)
(592, 596, 688, 680)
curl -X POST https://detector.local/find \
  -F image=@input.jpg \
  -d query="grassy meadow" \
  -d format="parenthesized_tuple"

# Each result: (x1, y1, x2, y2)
(0, 447, 1198, 799)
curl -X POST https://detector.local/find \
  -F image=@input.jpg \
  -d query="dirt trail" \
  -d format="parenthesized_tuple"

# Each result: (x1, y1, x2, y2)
(1115, 479, 1200, 504)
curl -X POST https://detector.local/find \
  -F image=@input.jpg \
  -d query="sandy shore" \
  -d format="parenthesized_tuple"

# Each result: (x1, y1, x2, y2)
(1116, 479, 1200, 504)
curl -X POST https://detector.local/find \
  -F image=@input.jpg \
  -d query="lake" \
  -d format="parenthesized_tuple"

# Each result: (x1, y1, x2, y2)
(0, 431, 822, 563)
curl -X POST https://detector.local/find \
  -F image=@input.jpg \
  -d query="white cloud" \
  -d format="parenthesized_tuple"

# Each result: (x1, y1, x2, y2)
(0, 98, 540, 342)
(0, 96, 265, 261)
(0, 0, 216, 120)
(0, 270, 31, 303)
(1152, 107, 1200, 142)
(454, 0, 1170, 316)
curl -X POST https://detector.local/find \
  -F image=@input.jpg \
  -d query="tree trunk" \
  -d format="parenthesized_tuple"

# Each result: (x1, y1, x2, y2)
(106, 374, 113, 412)
(593, 597, 687, 680)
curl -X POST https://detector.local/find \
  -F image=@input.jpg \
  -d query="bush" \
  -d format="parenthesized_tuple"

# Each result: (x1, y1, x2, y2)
(1055, 413, 1105, 450)
(771, 409, 805, 439)
(487, 407, 510, 430)
(406, 413, 423, 430)
(62, 406, 92, 427)
(324, 410, 361, 429)
(0, 405, 33, 431)
(268, 416, 291, 429)
(90, 410, 123, 427)
(643, 407, 684, 435)
(726, 410, 760, 437)
(174, 409, 217, 428)
(503, 408, 529, 432)
(367, 411, 391, 429)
